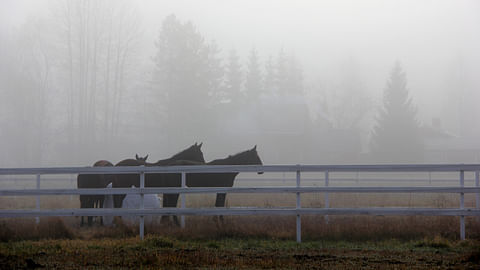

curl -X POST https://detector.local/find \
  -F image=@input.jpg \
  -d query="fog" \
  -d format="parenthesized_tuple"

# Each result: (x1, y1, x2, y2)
(1, 0, 479, 167)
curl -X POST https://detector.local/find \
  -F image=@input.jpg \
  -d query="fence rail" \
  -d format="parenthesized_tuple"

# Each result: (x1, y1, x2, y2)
(1, 208, 479, 218)
(1, 164, 480, 242)
(1, 163, 480, 175)
(1, 186, 480, 196)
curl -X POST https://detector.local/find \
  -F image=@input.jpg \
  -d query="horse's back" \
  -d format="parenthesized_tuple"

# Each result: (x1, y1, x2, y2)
(77, 173, 105, 189)
(112, 159, 142, 189)
(168, 160, 204, 166)
(94, 160, 113, 167)
(116, 159, 143, 166)
(186, 172, 237, 187)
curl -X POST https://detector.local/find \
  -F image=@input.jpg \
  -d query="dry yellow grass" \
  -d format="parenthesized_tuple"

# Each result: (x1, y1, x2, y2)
(0, 206, 479, 242)
(0, 171, 479, 241)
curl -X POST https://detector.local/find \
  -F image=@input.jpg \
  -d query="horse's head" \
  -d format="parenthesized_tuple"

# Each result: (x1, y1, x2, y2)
(135, 154, 149, 162)
(171, 142, 205, 163)
(223, 145, 263, 174)
(249, 145, 264, 174)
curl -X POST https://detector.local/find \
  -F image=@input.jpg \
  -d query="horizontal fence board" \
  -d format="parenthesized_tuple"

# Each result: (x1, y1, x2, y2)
(237, 178, 479, 183)
(0, 207, 478, 218)
(2, 178, 480, 184)
(1, 187, 480, 196)
(0, 164, 480, 242)
(1, 164, 480, 175)
(2, 164, 479, 241)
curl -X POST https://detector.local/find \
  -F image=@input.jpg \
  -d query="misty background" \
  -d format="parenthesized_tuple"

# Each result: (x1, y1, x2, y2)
(0, 0, 479, 167)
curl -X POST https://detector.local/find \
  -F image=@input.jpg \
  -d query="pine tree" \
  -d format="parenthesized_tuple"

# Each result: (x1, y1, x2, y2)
(244, 48, 262, 101)
(285, 54, 304, 96)
(370, 62, 423, 163)
(264, 55, 276, 95)
(153, 14, 222, 145)
(276, 49, 288, 95)
(224, 49, 243, 103)
(274, 49, 304, 96)
(205, 40, 224, 105)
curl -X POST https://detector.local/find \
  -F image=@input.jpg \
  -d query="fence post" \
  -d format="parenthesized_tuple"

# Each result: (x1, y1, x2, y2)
(139, 169, 145, 240)
(296, 167, 301, 243)
(460, 170, 465, 240)
(325, 171, 330, 224)
(69, 174, 74, 202)
(181, 172, 186, 228)
(36, 174, 40, 224)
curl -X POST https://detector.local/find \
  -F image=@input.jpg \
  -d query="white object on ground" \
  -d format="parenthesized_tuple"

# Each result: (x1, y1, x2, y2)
(121, 185, 162, 225)
(102, 184, 162, 226)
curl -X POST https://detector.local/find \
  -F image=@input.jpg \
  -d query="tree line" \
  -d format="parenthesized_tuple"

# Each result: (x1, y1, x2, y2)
(0, 1, 424, 166)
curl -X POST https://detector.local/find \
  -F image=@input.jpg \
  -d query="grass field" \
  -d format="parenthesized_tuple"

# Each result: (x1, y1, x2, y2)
(1, 171, 480, 268)
(1, 233, 479, 269)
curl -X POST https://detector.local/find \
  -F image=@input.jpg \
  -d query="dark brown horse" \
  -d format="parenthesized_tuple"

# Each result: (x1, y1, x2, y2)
(170, 146, 263, 215)
(77, 160, 114, 226)
(135, 154, 149, 162)
(112, 143, 205, 209)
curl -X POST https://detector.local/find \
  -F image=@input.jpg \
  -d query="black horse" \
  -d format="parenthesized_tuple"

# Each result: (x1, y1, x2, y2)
(135, 154, 149, 162)
(77, 160, 114, 226)
(111, 143, 205, 209)
(167, 145, 263, 222)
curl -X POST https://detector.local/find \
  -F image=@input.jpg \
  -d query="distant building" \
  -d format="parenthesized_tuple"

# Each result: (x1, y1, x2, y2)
(422, 119, 480, 163)
(210, 93, 364, 164)
(211, 94, 312, 164)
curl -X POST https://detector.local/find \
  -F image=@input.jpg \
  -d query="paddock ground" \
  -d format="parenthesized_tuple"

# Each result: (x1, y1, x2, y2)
(1, 171, 479, 268)
(1, 235, 479, 269)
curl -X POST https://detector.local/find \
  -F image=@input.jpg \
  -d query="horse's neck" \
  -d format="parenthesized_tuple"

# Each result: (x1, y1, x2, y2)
(209, 155, 246, 165)
(150, 158, 173, 166)
(173, 160, 204, 166)
(169, 149, 194, 161)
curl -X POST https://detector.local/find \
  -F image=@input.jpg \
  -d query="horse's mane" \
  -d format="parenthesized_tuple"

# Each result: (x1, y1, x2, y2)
(209, 147, 258, 165)
(170, 147, 194, 159)
(143, 143, 204, 166)
(93, 160, 113, 167)
(170, 143, 202, 159)
(116, 158, 144, 166)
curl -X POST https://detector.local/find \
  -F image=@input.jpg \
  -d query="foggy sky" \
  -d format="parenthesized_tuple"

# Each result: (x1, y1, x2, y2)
(1, 0, 479, 166)
(3, 0, 480, 122)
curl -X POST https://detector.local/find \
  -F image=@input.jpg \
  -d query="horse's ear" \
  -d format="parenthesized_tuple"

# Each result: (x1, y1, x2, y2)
(194, 142, 198, 146)
(198, 142, 203, 148)
(252, 145, 257, 151)
(145, 154, 149, 161)
(135, 154, 139, 159)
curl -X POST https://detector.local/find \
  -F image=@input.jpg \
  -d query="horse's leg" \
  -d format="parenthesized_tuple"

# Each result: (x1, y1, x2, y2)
(79, 195, 86, 227)
(215, 193, 226, 207)
(214, 193, 227, 224)
(87, 196, 95, 226)
(100, 199, 105, 226)
(161, 194, 180, 225)
(112, 194, 125, 226)
(92, 198, 98, 225)
(96, 197, 103, 225)
(160, 194, 170, 224)
(171, 193, 180, 226)
(113, 194, 125, 209)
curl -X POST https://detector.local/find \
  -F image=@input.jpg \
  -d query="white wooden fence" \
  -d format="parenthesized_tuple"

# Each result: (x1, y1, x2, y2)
(0, 164, 480, 242)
